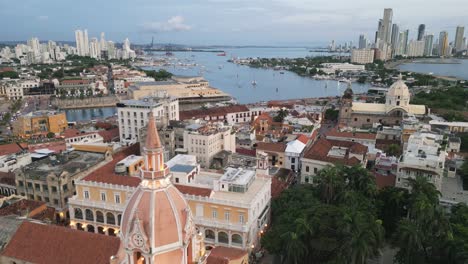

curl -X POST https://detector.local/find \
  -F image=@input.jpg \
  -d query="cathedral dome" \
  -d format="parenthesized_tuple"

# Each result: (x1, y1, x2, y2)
(387, 74, 410, 99)
(115, 113, 198, 264)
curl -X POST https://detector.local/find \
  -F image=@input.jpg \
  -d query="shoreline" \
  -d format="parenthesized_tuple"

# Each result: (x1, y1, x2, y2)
(385, 58, 467, 82)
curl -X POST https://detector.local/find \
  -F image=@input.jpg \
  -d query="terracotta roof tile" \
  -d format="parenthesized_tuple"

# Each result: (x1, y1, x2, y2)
(235, 148, 256, 157)
(0, 171, 15, 186)
(325, 128, 377, 140)
(174, 184, 212, 197)
(303, 138, 367, 166)
(207, 246, 248, 264)
(97, 127, 120, 142)
(82, 144, 141, 187)
(0, 199, 46, 217)
(373, 172, 396, 189)
(2, 222, 120, 264)
(256, 142, 287, 153)
(296, 134, 309, 144)
(0, 143, 25, 156)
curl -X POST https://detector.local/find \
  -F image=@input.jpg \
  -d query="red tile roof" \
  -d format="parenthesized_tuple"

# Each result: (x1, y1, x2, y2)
(374, 172, 396, 189)
(0, 171, 15, 186)
(235, 148, 256, 157)
(0, 143, 25, 156)
(0, 199, 46, 217)
(2, 222, 120, 264)
(303, 138, 367, 166)
(296, 134, 309, 144)
(326, 128, 377, 140)
(82, 144, 141, 187)
(207, 246, 248, 264)
(179, 105, 250, 121)
(27, 141, 66, 153)
(256, 142, 287, 153)
(175, 184, 212, 197)
(98, 127, 120, 142)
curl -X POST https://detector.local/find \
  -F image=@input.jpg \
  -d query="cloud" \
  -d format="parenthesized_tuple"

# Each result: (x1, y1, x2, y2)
(37, 15, 48, 21)
(142, 16, 192, 33)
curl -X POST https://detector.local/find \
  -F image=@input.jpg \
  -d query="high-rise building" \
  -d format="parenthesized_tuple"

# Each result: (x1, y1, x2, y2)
(417, 24, 426, 41)
(359, 34, 367, 49)
(398, 30, 409, 55)
(75, 29, 89, 56)
(351, 49, 375, 64)
(424, 34, 434, 56)
(439, 31, 449, 56)
(89, 38, 100, 59)
(99, 32, 107, 51)
(455, 26, 465, 52)
(381, 8, 393, 44)
(391, 24, 400, 56)
(407, 40, 425, 57)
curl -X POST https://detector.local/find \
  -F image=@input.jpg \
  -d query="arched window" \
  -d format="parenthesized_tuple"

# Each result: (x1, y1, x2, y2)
(107, 212, 116, 225)
(98, 226, 105, 234)
(205, 229, 215, 240)
(218, 231, 228, 244)
(87, 225, 95, 233)
(117, 214, 122, 226)
(74, 208, 83, 219)
(96, 211, 104, 223)
(232, 234, 243, 245)
(108, 228, 116, 236)
(85, 209, 94, 221)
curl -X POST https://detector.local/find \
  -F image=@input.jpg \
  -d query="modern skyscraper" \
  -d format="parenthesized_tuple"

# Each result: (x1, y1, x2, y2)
(417, 24, 426, 41)
(439, 31, 449, 56)
(455, 26, 465, 52)
(359, 34, 367, 49)
(376, 19, 384, 44)
(398, 30, 409, 55)
(89, 38, 100, 59)
(381, 8, 393, 44)
(75, 29, 89, 56)
(424, 34, 434, 56)
(391, 24, 400, 56)
(407, 40, 425, 57)
(100, 32, 107, 51)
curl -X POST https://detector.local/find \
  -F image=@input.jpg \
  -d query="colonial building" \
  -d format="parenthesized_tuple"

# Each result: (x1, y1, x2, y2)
(12, 111, 68, 138)
(300, 138, 368, 184)
(111, 113, 207, 264)
(339, 76, 427, 128)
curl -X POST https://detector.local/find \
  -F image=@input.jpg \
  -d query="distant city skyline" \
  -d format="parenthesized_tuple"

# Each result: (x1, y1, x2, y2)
(1, 0, 467, 46)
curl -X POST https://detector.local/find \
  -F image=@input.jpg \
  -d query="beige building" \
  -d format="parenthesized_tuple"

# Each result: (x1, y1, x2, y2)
(13, 111, 68, 138)
(128, 76, 232, 110)
(183, 123, 236, 168)
(351, 49, 375, 64)
(339, 76, 427, 129)
(15, 150, 109, 218)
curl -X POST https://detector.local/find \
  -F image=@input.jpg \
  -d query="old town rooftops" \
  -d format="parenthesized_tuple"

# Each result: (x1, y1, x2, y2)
(303, 138, 368, 166)
(1, 221, 120, 264)
(19, 151, 105, 180)
(179, 105, 250, 120)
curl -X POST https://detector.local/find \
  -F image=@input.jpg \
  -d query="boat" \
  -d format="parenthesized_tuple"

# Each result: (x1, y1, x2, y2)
(280, 71, 285, 74)
(252, 80, 257, 86)
(276, 88, 279, 93)
(165, 51, 174, 56)
(217, 52, 227, 56)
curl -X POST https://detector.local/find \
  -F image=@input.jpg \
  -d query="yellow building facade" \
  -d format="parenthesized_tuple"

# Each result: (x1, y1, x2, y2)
(13, 111, 67, 138)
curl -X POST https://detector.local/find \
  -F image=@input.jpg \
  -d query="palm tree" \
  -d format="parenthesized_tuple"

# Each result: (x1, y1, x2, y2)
(344, 166, 377, 197)
(280, 231, 307, 264)
(315, 166, 345, 204)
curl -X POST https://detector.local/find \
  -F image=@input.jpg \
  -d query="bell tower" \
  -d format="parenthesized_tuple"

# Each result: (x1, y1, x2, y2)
(339, 82, 354, 127)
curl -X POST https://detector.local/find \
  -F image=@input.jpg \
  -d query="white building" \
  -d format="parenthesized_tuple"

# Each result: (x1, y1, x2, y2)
(284, 135, 308, 172)
(396, 131, 446, 191)
(351, 49, 375, 64)
(75, 29, 89, 56)
(117, 96, 179, 144)
(320, 63, 365, 74)
(407, 40, 425, 57)
(183, 124, 236, 168)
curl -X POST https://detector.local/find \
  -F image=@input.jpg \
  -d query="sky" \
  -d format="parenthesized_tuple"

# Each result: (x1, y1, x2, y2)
(1, 0, 467, 46)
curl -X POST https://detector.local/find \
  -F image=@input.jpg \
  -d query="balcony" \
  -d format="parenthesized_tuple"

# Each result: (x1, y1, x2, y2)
(194, 217, 249, 233)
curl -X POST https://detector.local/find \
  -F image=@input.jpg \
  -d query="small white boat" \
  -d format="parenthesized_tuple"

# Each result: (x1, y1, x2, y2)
(252, 80, 257, 86)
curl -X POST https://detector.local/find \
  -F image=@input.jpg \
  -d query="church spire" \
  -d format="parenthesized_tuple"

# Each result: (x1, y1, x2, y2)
(141, 112, 169, 181)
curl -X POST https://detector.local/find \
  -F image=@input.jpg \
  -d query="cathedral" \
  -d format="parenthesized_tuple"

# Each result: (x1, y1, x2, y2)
(339, 75, 427, 128)
(111, 113, 206, 264)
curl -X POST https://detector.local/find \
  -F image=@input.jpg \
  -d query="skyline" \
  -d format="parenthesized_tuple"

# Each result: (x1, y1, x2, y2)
(1, 0, 468, 46)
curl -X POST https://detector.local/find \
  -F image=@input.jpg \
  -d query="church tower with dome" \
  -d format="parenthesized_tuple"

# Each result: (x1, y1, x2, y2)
(337, 75, 427, 128)
(112, 113, 206, 264)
